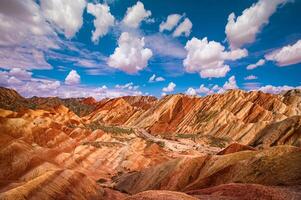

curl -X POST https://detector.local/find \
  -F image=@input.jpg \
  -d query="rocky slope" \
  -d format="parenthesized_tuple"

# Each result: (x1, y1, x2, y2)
(0, 87, 301, 199)
(0, 105, 208, 199)
(114, 145, 301, 194)
(84, 96, 157, 125)
(84, 89, 301, 148)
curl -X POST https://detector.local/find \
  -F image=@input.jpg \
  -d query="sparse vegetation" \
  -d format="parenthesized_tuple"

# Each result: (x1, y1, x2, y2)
(82, 141, 123, 148)
(199, 135, 231, 148)
(86, 121, 134, 134)
(97, 178, 107, 183)
(176, 133, 198, 141)
(196, 110, 219, 123)
(62, 99, 96, 117)
(156, 141, 165, 148)
(145, 139, 165, 148)
(175, 133, 230, 148)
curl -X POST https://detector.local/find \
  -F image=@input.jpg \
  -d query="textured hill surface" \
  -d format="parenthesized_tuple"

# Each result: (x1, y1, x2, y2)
(0, 87, 301, 199)
(0, 105, 207, 199)
(85, 96, 157, 125)
(114, 145, 301, 194)
(83, 89, 301, 148)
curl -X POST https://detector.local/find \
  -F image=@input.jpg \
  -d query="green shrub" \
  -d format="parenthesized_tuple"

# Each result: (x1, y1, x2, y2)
(156, 141, 165, 148)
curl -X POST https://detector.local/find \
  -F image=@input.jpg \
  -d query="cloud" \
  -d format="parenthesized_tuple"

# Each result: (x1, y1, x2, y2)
(144, 33, 186, 59)
(7, 68, 32, 80)
(148, 74, 165, 83)
(173, 18, 192, 37)
(246, 59, 265, 70)
(222, 48, 249, 60)
(1, 72, 145, 100)
(65, 70, 80, 85)
(0, 0, 56, 47)
(0, 71, 61, 96)
(36, 80, 61, 92)
(243, 82, 261, 90)
(258, 85, 297, 94)
(115, 82, 139, 90)
(0, 47, 53, 70)
(183, 37, 247, 78)
(107, 32, 153, 73)
(87, 3, 115, 43)
(48, 44, 114, 75)
(223, 75, 238, 90)
(198, 84, 211, 94)
(244, 75, 258, 80)
(0, 0, 58, 71)
(162, 82, 176, 92)
(185, 87, 197, 95)
(184, 84, 220, 96)
(122, 1, 151, 28)
(159, 14, 182, 32)
(40, 0, 86, 38)
(7, 77, 23, 86)
(0, 68, 33, 83)
(225, 0, 288, 49)
(265, 40, 301, 66)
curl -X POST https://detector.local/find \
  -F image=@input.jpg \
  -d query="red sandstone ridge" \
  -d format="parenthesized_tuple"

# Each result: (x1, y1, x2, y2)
(114, 146, 301, 194)
(0, 87, 301, 200)
(217, 143, 256, 155)
(80, 96, 97, 105)
(85, 95, 157, 125)
(84, 89, 301, 148)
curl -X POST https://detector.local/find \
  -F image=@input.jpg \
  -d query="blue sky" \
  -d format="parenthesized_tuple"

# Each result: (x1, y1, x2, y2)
(0, 0, 300, 99)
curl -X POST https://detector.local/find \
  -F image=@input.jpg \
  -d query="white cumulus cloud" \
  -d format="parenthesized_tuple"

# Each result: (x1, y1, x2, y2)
(223, 75, 238, 90)
(173, 18, 192, 37)
(87, 3, 115, 43)
(65, 70, 80, 85)
(225, 0, 288, 49)
(258, 85, 296, 94)
(107, 32, 153, 73)
(185, 87, 197, 96)
(162, 82, 176, 92)
(247, 59, 265, 70)
(40, 0, 86, 38)
(198, 84, 211, 94)
(159, 14, 182, 32)
(122, 1, 151, 28)
(183, 37, 247, 78)
(265, 40, 301, 66)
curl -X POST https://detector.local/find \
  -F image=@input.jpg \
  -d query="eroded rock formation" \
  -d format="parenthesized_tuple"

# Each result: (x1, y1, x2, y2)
(0, 87, 300, 199)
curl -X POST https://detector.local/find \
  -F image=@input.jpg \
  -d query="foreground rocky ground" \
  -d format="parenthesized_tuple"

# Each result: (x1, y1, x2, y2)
(0, 87, 300, 199)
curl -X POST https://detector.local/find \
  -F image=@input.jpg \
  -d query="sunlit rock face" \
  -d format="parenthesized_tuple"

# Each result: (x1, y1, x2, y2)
(0, 87, 300, 200)
(86, 89, 301, 148)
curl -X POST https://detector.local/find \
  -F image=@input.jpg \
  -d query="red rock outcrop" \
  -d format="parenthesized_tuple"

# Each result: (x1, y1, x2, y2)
(187, 183, 301, 200)
(217, 143, 256, 155)
(85, 96, 157, 125)
(0, 106, 201, 199)
(114, 146, 301, 194)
